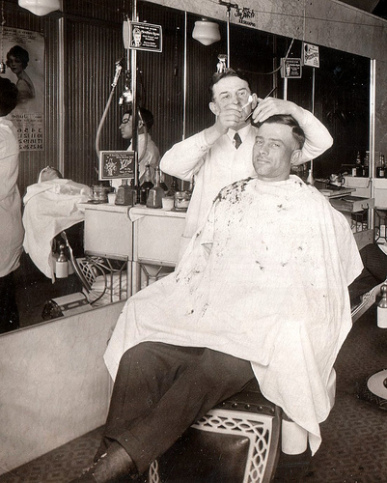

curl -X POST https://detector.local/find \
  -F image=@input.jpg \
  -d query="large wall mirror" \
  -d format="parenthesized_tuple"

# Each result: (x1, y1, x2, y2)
(8, 0, 372, 334)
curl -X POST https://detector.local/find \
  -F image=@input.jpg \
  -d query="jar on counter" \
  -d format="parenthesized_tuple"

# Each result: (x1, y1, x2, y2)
(174, 191, 191, 212)
(92, 185, 109, 203)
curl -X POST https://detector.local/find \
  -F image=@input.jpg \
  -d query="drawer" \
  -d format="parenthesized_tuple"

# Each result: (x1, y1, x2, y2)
(330, 196, 374, 213)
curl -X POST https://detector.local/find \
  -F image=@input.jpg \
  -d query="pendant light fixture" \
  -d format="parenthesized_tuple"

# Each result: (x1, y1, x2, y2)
(18, 0, 60, 16)
(192, 18, 221, 46)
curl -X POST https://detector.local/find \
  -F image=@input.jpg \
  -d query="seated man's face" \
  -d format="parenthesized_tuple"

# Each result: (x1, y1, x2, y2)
(120, 113, 133, 140)
(40, 166, 62, 182)
(252, 122, 299, 182)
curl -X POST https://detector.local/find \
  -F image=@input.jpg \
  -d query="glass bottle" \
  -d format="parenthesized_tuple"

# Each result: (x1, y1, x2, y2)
(377, 284, 387, 328)
(56, 243, 69, 279)
(166, 176, 178, 197)
(306, 169, 314, 185)
(159, 169, 168, 193)
(377, 154, 386, 178)
(140, 165, 154, 205)
(146, 167, 164, 209)
(115, 179, 136, 206)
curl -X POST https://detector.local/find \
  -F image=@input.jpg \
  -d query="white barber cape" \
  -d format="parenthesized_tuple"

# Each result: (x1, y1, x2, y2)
(104, 175, 363, 454)
(23, 179, 91, 280)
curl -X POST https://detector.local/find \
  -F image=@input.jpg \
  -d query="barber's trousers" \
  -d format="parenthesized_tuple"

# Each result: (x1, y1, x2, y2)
(99, 342, 255, 475)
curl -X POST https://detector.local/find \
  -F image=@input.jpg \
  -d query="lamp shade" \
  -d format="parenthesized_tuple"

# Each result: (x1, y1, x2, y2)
(18, 0, 60, 16)
(192, 20, 221, 46)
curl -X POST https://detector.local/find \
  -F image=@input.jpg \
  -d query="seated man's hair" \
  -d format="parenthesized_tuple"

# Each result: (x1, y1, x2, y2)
(258, 114, 305, 149)
(125, 107, 154, 130)
(209, 68, 251, 101)
(0, 78, 18, 116)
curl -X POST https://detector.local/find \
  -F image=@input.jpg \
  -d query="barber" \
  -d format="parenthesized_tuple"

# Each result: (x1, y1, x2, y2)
(160, 68, 333, 259)
(0, 78, 24, 333)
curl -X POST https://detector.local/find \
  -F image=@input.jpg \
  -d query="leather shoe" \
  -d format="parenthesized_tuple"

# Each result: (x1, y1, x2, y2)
(70, 442, 138, 482)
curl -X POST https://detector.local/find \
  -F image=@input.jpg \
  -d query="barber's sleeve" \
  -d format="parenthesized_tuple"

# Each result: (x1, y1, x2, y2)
(160, 131, 209, 181)
(298, 108, 333, 163)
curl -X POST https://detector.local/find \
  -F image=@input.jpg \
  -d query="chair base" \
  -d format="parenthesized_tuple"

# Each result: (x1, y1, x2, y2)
(148, 380, 281, 483)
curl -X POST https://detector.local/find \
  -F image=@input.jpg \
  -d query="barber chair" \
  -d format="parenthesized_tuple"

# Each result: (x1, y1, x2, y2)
(147, 379, 281, 483)
(143, 272, 384, 483)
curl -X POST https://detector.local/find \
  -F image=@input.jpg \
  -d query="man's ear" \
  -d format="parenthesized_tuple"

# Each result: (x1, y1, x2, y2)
(209, 101, 220, 116)
(290, 149, 303, 166)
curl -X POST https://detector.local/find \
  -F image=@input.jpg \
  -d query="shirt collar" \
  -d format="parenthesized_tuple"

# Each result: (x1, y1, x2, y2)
(227, 124, 252, 144)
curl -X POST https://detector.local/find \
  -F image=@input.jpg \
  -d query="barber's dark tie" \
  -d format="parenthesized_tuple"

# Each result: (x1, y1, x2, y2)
(234, 132, 242, 149)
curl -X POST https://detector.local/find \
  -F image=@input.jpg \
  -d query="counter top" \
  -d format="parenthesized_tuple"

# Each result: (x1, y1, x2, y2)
(81, 201, 130, 214)
(81, 202, 188, 220)
(129, 205, 187, 221)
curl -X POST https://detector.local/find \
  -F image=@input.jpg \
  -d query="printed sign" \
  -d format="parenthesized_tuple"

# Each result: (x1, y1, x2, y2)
(281, 58, 302, 79)
(2, 27, 45, 151)
(123, 21, 162, 52)
(303, 43, 320, 68)
(99, 151, 135, 180)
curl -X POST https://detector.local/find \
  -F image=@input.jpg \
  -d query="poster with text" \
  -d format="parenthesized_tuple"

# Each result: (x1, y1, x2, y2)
(1, 27, 44, 151)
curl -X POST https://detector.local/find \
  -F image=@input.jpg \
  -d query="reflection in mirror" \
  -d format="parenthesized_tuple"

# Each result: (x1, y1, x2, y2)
(285, 43, 370, 179)
(7, 2, 372, 334)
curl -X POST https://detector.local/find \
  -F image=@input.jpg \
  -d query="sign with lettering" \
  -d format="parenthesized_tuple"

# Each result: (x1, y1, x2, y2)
(123, 21, 162, 52)
(303, 43, 320, 68)
(281, 58, 302, 79)
(99, 151, 135, 180)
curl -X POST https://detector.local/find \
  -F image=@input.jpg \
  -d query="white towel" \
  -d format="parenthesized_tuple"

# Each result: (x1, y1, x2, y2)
(23, 179, 91, 280)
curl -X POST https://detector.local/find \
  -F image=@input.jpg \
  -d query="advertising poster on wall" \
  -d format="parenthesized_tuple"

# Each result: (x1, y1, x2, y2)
(1, 27, 44, 151)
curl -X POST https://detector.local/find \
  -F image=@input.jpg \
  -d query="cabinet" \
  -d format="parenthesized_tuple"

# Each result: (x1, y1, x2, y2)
(82, 203, 133, 299)
(129, 206, 186, 293)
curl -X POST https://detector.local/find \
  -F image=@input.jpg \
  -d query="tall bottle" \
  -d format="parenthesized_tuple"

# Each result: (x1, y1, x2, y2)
(56, 243, 69, 279)
(377, 153, 386, 178)
(377, 284, 387, 329)
(140, 165, 154, 205)
(146, 167, 164, 209)
(159, 169, 169, 194)
(166, 176, 179, 198)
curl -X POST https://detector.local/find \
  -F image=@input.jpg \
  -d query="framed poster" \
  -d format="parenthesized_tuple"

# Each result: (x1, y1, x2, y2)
(281, 58, 302, 79)
(1, 27, 44, 151)
(123, 20, 162, 52)
(99, 150, 135, 180)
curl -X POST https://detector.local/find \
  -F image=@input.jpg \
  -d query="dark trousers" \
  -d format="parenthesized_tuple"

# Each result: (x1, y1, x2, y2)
(0, 271, 19, 334)
(349, 243, 387, 304)
(99, 342, 255, 475)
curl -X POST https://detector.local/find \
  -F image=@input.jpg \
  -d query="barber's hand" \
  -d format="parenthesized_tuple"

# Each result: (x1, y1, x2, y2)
(251, 98, 301, 124)
(204, 105, 245, 144)
(215, 105, 245, 132)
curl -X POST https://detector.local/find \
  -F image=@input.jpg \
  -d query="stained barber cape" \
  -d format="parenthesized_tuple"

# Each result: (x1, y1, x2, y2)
(104, 175, 363, 455)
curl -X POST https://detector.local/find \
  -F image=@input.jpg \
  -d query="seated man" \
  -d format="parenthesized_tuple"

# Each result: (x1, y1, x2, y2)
(72, 115, 362, 482)
(119, 107, 160, 184)
(22, 167, 92, 281)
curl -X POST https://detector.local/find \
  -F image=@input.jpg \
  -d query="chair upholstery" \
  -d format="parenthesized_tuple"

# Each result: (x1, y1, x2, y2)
(147, 379, 281, 483)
